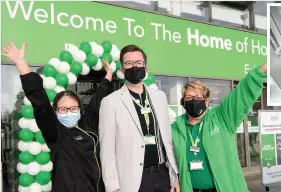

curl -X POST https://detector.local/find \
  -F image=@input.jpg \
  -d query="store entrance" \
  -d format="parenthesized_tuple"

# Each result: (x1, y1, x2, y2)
(73, 70, 122, 108)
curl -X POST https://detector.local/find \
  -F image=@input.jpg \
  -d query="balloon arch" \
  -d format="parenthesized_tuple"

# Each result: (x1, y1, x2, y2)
(16, 41, 157, 192)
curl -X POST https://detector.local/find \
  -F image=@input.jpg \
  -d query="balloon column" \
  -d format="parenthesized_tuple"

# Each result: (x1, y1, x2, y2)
(17, 41, 157, 192)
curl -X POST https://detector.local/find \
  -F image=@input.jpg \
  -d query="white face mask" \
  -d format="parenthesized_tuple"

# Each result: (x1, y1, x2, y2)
(57, 111, 81, 128)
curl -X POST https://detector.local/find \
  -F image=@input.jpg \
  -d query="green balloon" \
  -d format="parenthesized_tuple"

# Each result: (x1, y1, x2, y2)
(101, 41, 112, 53)
(70, 61, 83, 75)
(85, 54, 98, 67)
(55, 73, 69, 88)
(21, 105, 34, 119)
(59, 51, 73, 64)
(120, 79, 126, 84)
(80, 42, 92, 55)
(19, 152, 35, 164)
(17, 92, 25, 100)
(35, 132, 46, 144)
(116, 60, 122, 70)
(19, 173, 35, 187)
(45, 89, 57, 102)
(100, 53, 113, 64)
(19, 129, 35, 142)
(43, 64, 57, 78)
(35, 152, 50, 164)
(36, 171, 51, 185)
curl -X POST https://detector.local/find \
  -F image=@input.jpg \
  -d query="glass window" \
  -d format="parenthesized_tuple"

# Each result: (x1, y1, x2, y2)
(155, 75, 188, 122)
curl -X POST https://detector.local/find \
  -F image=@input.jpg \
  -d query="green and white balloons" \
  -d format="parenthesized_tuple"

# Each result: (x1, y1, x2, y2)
(16, 41, 156, 192)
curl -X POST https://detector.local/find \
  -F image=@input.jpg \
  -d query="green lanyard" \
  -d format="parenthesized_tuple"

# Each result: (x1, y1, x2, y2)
(187, 121, 203, 158)
(131, 90, 151, 136)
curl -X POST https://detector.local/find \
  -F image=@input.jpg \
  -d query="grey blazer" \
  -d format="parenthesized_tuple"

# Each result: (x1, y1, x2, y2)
(99, 84, 179, 192)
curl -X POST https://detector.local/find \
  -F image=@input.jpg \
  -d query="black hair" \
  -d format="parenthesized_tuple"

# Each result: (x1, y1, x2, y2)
(52, 91, 81, 110)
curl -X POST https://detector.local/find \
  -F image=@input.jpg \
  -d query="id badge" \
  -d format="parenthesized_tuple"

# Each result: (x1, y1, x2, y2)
(141, 107, 151, 114)
(190, 146, 200, 153)
(144, 135, 156, 145)
(189, 160, 204, 171)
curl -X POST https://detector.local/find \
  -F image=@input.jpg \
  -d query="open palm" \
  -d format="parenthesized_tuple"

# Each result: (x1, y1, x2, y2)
(1, 41, 27, 64)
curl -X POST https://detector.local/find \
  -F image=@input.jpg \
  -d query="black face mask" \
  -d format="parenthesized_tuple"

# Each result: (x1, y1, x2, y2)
(183, 99, 206, 118)
(124, 66, 146, 84)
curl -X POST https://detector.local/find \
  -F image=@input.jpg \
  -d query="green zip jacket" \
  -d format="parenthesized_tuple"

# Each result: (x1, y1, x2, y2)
(172, 67, 267, 192)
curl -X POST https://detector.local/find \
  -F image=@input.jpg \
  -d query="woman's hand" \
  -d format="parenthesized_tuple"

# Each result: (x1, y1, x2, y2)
(260, 62, 267, 74)
(1, 41, 30, 75)
(102, 59, 113, 81)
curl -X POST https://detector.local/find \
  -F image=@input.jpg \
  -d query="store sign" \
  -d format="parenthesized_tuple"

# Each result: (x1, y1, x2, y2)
(168, 105, 179, 123)
(2, 1, 266, 79)
(259, 110, 281, 185)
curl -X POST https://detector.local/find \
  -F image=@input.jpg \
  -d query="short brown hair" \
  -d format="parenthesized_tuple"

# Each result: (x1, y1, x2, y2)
(182, 81, 210, 99)
(120, 45, 147, 65)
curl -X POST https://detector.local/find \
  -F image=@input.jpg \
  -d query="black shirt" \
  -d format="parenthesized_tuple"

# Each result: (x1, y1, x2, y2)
(129, 87, 159, 168)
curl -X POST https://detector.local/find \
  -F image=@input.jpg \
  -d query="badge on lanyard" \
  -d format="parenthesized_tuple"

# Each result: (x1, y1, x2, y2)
(141, 107, 151, 114)
(144, 135, 156, 145)
(189, 160, 204, 171)
(190, 146, 200, 153)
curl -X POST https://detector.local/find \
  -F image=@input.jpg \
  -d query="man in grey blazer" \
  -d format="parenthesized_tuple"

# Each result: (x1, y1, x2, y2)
(99, 45, 180, 192)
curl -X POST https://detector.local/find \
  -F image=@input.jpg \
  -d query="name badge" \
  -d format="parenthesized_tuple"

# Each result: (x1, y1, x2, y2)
(190, 146, 200, 153)
(190, 160, 204, 171)
(141, 107, 151, 114)
(144, 135, 156, 145)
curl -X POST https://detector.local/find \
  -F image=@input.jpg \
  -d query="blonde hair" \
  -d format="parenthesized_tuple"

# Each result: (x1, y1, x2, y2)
(182, 81, 210, 99)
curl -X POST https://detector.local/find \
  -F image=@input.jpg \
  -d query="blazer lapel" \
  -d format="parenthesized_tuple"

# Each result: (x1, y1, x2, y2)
(120, 84, 143, 136)
(146, 86, 162, 130)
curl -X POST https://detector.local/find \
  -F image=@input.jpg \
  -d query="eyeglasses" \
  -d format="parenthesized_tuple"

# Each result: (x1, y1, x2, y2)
(123, 60, 145, 68)
(56, 106, 80, 114)
(184, 96, 205, 101)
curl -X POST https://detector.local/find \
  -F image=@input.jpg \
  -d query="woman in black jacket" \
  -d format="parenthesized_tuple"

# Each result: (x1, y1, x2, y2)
(2, 41, 113, 192)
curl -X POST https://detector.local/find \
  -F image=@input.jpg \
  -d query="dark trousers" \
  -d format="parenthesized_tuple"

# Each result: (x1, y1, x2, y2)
(138, 164, 170, 192)
(193, 188, 217, 192)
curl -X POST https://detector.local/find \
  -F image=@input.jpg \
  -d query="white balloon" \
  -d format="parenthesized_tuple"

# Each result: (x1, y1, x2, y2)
(19, 117, 33, 129)
(54, 86, 65, 93)
(116, 70, 125, 79)
(48, 58, 60, 70)
(110, 61, 117, 73)
(40, 161, 53, 172)
(43, 77, 56, 89)
(78, 50, 86, 63)
(29, 120, 40, 133)
(27, 162, 41, 176)
(57, 61, 70, 74)
(41, 144, 51, 152)
(80, 63, 90, 75)
(18, 185, 29, 192)
(144, 72, 148, 80)
(67, 72, 77, 85)
(89, 42, 97, 48)
(40, 75, 46, 81)
(92, 59, 102, 71)
(66, 44, 79, 55)
(28, 142, 42, 155)
(92, 44, 104, 57)
(41, 181, 52, 191)
(149, 83, 158, 90)
(28, 182, 42, 192)
(23, 96, 31, 105)
(73, 50, 86, 63)
(17, 162, 28, 173)
(110, 45, 120, 61)
(18, 141, 30, 152)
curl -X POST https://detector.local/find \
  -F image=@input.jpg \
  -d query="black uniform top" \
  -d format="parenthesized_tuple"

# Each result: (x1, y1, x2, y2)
(128, 87, 160, 168)
(20, 72, 113, 192)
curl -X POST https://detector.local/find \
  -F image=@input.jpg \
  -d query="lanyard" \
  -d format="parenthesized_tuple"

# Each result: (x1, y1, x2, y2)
(187, 121, 203, 157)
(131, 90, 151, 135)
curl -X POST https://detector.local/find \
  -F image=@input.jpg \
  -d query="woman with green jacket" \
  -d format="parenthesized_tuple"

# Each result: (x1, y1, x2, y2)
(172, 63, 267, 192)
